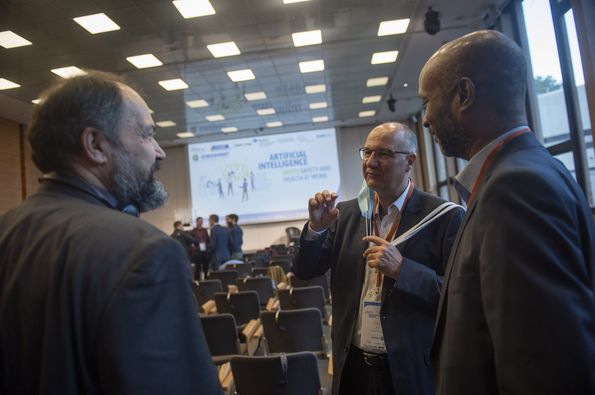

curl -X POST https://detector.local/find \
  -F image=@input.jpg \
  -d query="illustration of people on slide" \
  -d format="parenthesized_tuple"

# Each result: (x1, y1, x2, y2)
(241, 178, 249, 201)
(217, 179, 224, 199)
(227, 171, 234, 196)
(250, 171, 255, 191)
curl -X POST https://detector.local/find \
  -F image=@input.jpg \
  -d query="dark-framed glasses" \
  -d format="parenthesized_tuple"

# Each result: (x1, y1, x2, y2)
(358, 147, 412, 161)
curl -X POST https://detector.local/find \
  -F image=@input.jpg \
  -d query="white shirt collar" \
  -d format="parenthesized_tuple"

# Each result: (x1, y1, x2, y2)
(455, 126, 528, 204)
(382, 178, 411, 216)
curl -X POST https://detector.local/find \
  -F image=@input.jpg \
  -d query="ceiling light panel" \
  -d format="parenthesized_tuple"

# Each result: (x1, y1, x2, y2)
(362, 95, 382, 103)
(292, 30, 322, 47)
(359, 110, 376, 117)
(244, 91, 267, 101)
(206, 114, 225, 121)
(257, 108, 276, 116)
(305, 84, 326, 94)
(207, 41, 241, 58)
(283, 0, 310, 3)
(299, 59, 324, 73)
(227, 69, 255, 82)
(222, 127, 238, 133)
(366, 76, 389, 87)
(378, 18, 410, 36)
(176, 132, 194, 138)
(73, 13, 120, 34)
(371, 50, 399, 64)
(173, 0, 216, 18)
(312, 116, 328, 123)
(156, 120, 176, 127)
(51, 66, 86, 78)
(186, 99, 209, 108)
(309, 102, 327, 109)
(126, 54, 163, 69)
(0, 78, 20, 90)
(32, 98, 41, 104)
(158, 78, 189, 91)
(0, 31, 32, 48)
(267, 121, 282, 128)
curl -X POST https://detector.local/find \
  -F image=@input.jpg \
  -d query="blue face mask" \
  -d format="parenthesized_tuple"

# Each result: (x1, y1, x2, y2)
(358, 180, 375, 236)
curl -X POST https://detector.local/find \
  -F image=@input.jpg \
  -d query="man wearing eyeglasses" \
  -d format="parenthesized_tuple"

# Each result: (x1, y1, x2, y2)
(294, 122, 465, 395)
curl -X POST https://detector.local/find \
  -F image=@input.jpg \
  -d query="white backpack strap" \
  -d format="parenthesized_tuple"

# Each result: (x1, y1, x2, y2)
(392, 202, 463, 247)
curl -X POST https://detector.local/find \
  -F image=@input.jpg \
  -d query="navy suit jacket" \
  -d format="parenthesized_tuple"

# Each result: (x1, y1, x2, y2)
(432, 132, 595, 394)
(209, 224, 233, 266)
(0, 178, 221, 394)
(295, 188, 464, 395)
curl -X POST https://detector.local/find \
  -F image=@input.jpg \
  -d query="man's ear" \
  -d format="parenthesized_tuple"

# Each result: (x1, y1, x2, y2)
(456, 77, 475, 110)
(406, 153, 417, 171)
(80, 127, 110, 165)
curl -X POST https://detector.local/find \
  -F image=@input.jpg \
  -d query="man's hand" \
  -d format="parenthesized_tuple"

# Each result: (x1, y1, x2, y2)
(308, 190, 339, 232)
(362, 236, 403, 280)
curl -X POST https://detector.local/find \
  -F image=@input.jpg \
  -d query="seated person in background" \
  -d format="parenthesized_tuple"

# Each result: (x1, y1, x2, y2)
(208, 214, 233, 270)
(226, 213, 244, 260)
(170, 220, 198, 260)
(190, 216, 210, 279)
(0, 71, 220, 394)
(294, 122, 464, 395)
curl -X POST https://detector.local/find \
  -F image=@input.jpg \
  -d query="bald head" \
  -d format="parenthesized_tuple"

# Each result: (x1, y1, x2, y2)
(421, 30, 527, 117)
(369, 122, 417, 154)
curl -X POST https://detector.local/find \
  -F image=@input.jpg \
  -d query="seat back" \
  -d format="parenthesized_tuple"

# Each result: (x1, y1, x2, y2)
(251, 267, 269, 277)
(269, 259, 291, 275)
(200, 313, 241, 357)
(289, 274, 330, 301)
(193, 279, 223, 306)
(237, 276, 275, 307)
(231, 352, 321, 395)
(214, 291, 260, 325)
(260, 308, 324, 354)
(207, 269, 238, 288)
(227, 262, 252, 277)
(277, 286, 326, 321)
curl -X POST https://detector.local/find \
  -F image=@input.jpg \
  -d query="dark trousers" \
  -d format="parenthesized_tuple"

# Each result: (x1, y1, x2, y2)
(339, 346, 395, 395)
(192, 251, 210, 280)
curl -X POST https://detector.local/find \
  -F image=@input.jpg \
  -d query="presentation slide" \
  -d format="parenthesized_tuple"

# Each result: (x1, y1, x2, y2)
(187, 128, 341, 224)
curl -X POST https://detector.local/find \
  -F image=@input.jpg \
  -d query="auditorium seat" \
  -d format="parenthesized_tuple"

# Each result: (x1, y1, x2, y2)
(277, 286, 327, 323)
(230, 352, 326, 395)
(260, 308, 325, 357)
(214, 291, 261, 327)
(207, 269, 238, 288)
(225, 262, 252, 277)
(237, 276, 275, 308)
(192, 279, 223, 307)
(289, 274, 330, 302)
(200, 313, 241, 365)
(251, 267, 269, 277)
(269, 259, 291, 275)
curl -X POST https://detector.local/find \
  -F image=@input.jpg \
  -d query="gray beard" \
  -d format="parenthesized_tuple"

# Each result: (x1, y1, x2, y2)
(111, 149, 168, 212)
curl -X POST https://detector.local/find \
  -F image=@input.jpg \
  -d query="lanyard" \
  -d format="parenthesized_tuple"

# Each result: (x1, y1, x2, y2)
(467, 128, 531, 206)
(371, 179, 414, 287)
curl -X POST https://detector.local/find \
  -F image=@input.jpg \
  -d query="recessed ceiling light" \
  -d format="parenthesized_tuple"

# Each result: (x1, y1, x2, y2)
(186, 99, 209, 108)
(245, 91, 267, 101)
(206, 114, 225, 122)
(309, 101, 327, 109)
(305, 84, 326, 94)
(126, 54, 163, 69)
(32, 98, 41, 104)
(362, 95, 382, 103)
(156, 120, 176, 127)
(207, 41, 240, 58)
(222, 127, 238, 133)
(73, 13, 120, 34)
(227, 69, 255, 82)
(403, 82, 408, 87)
(257, 108, 276, 116)
(158, 78, 189, 91)
(173, 0, 216, 18)
(371, 50, 399, 64)
(366, 76, 389, 87)
(378, 18, 410, 36)
(0, 78, 20, 90)
(51, 66, 86, 78)
(292, 29, 322, 47)
(177, 131, 194, 138)
(359, 110, 376, 117)
(313, 116, 328, 123)
(283, 0, 310, 3)
(267, 121, 282, 128)
(0, 31, 32, 48)
(299, 59, 324, 73)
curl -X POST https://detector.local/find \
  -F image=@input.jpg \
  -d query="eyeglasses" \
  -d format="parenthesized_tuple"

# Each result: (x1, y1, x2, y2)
(358, 147, 412, 161)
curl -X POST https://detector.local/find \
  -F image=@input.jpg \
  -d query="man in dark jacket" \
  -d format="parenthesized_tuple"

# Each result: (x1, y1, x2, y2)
(0, 72, 221, 395)
(208, 214, 233, 270)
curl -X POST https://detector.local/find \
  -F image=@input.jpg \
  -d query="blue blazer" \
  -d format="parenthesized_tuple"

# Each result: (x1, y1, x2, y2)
(209, 224, 233, 266)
